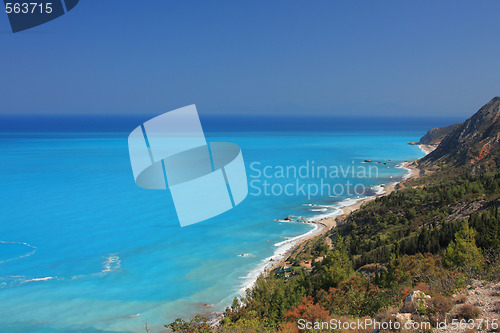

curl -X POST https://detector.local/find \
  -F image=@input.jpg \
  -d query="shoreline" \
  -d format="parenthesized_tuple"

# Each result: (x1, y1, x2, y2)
(418, 143, 435, 154)
(256, 165, 418, 281)
(251, 150, 431, 287)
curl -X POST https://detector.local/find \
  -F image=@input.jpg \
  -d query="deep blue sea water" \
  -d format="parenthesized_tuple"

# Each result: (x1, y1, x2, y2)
(0, 115, 459, 333)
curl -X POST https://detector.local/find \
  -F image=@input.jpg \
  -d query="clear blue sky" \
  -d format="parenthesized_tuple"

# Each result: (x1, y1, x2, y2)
(1, 0, 499, 116)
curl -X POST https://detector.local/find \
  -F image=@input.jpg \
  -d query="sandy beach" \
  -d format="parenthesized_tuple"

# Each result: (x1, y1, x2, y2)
(418, 144, 436, 154)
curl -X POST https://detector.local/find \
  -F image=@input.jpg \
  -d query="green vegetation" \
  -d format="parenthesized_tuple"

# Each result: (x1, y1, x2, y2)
(341, 171, 499, 268)
(165, 169, 500, 332)
(443, 221, 483, 274)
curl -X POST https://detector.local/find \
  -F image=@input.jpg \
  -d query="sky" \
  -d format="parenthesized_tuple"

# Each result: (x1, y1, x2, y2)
(1, 0, 499, 117)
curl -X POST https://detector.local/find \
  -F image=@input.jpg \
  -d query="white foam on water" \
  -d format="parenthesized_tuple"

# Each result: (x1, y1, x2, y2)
(125, 314, 141, 318)
(102, 255, 121, 273)
(306, 208, 344, 222)
(418, 145, 431, 155)
(337, 197, 365, 208)
(0, 240, 37, 264)
(6, 254, 122, 285)
(304, 203, 337, 207)
(304, 196, 365, 222)
(396, 162, 413, 180)
(0, 275, 58, 288)
(237, 223, 321, 295)
(371, 185, 386, 195)
(20, 276, 56, 284)
(70, 255, 121, 280)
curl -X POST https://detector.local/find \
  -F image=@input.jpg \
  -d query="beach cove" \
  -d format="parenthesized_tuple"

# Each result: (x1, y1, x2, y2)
(246, 146, 432, 291)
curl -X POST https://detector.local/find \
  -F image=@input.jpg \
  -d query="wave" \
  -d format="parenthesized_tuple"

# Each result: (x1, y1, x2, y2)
(124, 314, 141, 318)
(305, 196, 367, 222)
(102, 255, 121, 273)
(71, 254, 121, 280)
(336, 197, 365, 208)
(306, 208, 343, 222)
(274, 224, 320, 247)
(396, 162, 413, 180)
(371, 185, 386, 195)
(0, 240, 37, 264)
(2, 254, 122, 288)
(302, 203, 336, 208)
(238, 223, 321, 295)
(19, 276, 56, 285)
(303, 198, 362, 222)
(418, 145, 430, 155)
(0, 275, 57, 288)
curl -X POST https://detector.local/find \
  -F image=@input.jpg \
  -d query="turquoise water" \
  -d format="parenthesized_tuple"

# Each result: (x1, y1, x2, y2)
(0, 126, 427, 333)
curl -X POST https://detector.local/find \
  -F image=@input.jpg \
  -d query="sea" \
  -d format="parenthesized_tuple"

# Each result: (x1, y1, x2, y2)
(0, 114, 460, 333)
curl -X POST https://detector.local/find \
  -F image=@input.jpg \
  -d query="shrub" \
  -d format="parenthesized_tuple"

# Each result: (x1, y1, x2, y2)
(374, 307, 398, 323)
(285, 296, 330, 323)
(400, 301, 418, 314)
(454, 304, 481, 320)
(413, 282, 431, 295)
(428, 295, 453, 314)
(493, 301, 500, 314)
(427, 295, 453, 327)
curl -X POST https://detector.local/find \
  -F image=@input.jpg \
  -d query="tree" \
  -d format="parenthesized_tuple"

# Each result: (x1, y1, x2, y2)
(165, 315, 211, 333)
(284, 296, 329, 323)
(316, 236, 353, 290)
(443, 221, 484, 279)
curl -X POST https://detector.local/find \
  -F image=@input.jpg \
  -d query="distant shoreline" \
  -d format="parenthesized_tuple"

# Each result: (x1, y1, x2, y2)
(418, 143, 435, 154)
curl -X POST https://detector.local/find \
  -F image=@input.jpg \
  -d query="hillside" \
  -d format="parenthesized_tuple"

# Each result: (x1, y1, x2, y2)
(419, 123, 460, 146)
(421, 97, 500, 168)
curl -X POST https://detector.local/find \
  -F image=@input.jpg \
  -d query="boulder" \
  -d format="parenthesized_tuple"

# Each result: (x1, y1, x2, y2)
(395, 313, 412, 324)
(405, 290, 431, 303)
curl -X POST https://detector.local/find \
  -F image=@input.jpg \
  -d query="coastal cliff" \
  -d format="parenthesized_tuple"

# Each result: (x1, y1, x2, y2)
(419, 123, 460, 146)
(421, 97, 500, 168)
